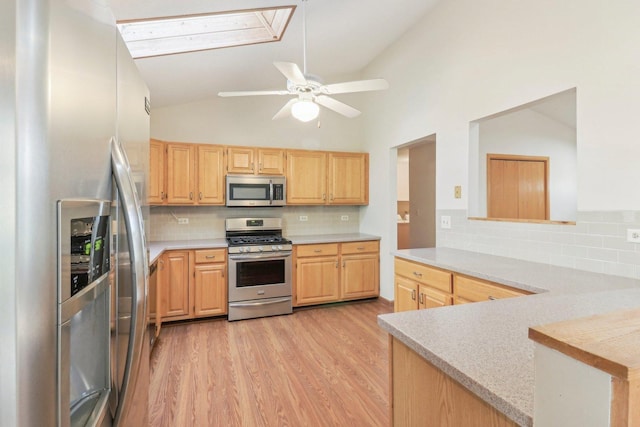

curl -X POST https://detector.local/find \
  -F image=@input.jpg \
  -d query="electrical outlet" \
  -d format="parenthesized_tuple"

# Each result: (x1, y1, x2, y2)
(341, 215, 349, 221)
(299, 215, 308, 222)
(177, 217, 189, 225)
(441, 215, 451, 229)
(627, 229, 640, 243)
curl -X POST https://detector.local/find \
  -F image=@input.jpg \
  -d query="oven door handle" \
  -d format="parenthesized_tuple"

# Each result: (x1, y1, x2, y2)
(229, 251, 292, 261)
(229, 297, 292, 308)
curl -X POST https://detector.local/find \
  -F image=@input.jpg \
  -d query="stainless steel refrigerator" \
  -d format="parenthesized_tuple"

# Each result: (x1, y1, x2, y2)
(1, 0, 150, 425)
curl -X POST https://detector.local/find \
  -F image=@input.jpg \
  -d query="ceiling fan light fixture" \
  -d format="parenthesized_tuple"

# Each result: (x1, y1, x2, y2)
(291, 99, 319, 122)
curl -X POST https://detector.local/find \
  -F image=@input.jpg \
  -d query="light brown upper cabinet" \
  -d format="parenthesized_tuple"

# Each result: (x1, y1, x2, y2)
(328, 152, 369, 205)
(152, 140, 226, 206)
(286, 149, 369, 205)
(197, 145, 226, 205)
(227, 146, 285, 175)
(487, 154, 549, 220)
(148, 139, 166, 204)
(166, 142, 196, 204)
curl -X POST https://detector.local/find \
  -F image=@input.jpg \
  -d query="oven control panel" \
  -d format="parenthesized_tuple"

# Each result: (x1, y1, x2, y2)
(228, 244, 292, 254)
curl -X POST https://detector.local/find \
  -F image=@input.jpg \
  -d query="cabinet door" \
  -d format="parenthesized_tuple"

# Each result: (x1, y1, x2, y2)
(257, 148, 285, 175)
(286, 150, 327, 205)
(341, 253, 379, 299)
(419, 284, 453, 309)
(227, 146, 255, 174)
(166, 143, 196, 204)
(394, 276, 418, 312)
(193, 263, 227, 317)
(328, 152, 368, 205)
(148, 139, 166, 204)
(296, 256, 340, 305)
(161, 251, 190, 319)
(197, 145, 225, 205)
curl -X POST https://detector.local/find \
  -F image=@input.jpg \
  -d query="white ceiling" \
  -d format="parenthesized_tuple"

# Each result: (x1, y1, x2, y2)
(109, 0, 442, 108)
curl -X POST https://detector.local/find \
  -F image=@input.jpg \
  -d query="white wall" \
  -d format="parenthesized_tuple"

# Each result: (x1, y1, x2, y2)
(473, 108, 577, 221)
(151, 84, 365, 152)
(533, 344, 611, 426)
(361, 0, 640, 298)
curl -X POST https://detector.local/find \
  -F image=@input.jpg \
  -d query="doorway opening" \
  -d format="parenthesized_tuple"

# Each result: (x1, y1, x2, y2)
(396, 135, 436, 249)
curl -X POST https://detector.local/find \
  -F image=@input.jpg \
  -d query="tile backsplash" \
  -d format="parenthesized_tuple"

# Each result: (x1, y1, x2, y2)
(148, 205, 361, 242)
(437, 210, 640, 279)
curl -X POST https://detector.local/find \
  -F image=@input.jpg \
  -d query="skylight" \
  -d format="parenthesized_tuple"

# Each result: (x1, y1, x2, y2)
(117, 6, 296, 59)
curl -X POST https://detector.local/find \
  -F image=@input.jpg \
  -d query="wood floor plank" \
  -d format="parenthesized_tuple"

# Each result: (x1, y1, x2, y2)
(149, 298, 393, 426)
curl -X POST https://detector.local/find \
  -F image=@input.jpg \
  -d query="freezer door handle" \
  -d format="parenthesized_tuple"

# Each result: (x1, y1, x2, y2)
(111, 137, 149, 426)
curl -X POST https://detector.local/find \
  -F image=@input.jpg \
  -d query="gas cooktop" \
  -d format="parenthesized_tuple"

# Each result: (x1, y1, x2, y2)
(225, 217, 292, 254)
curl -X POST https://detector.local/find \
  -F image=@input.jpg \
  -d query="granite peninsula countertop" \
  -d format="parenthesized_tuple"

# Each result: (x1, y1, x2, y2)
(148, 233, 380, 264)
(378, 248, 640, 427)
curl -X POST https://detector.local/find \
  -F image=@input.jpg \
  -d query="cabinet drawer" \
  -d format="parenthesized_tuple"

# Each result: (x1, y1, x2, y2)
(394, 258, 452, 293)
(194, 249, 226, 264)
(341, 240, 379, 255)
(296, 243, 339, 257)
(455, 275, 529, 302)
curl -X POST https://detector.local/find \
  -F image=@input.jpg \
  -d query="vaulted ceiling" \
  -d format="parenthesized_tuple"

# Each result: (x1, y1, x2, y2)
(109, 0, 442, 108)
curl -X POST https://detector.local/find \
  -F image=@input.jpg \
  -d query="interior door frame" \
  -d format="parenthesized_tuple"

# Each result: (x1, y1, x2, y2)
(486, 153, 550, 220)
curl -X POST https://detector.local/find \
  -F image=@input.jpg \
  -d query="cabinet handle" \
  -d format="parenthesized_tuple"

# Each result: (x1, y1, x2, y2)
(259, 162, 262, 172)
(335, 261, 339, 268)
(419, 292, 424, 305)
(357, 246, 365, 250)
(322, 193, 326, 201)
(206, 255, 215, 259)
(159, 259, 164, 270)
(160, 191, 165, 200)
(314, 249, 322, 253)
(488, 296, 497, 301)
(189, 192, 193, 200)
(330, 193, 334, 201)
(251, 162, 255, 172)
(222, 270, 225, 278)
(411, 289, 416, 300)
(199, 192, 203, 200)
(342, 260, 345, 268)
(413, 271, 423, 278)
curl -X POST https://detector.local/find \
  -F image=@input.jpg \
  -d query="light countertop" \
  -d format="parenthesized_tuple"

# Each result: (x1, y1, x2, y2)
(148, 238, 228, 264)
(148, 233, 381, 264)
(379, 248, 640, 426)
(288, 233, 380, 245)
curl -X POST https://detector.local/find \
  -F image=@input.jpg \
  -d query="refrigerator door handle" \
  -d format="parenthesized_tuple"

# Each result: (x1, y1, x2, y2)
(111, 137, 149, 426)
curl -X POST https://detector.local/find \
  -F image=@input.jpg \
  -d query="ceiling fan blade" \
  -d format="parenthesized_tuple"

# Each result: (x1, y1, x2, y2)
(274, 62, 307, 86)
(322, 78, 389, 95)
(315, 95, 361, 118)
(218, 90, 290, 97)
(272, 98, 298, 120)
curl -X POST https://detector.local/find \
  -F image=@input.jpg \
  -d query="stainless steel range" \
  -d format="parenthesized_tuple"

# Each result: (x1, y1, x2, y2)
(226, 218, 293, 321)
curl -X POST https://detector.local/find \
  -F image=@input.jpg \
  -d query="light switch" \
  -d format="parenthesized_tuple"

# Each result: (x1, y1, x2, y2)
(454, 186, 462, 199)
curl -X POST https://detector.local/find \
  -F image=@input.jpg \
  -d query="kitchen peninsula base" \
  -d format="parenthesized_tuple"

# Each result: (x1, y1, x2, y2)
(390, 337, 516, 427)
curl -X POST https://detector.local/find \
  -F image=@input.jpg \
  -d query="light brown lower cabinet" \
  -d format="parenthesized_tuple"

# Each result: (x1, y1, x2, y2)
(394, 258, 453, 312)
(390, 337, 517, 427)
(294, 240, 380, 307)
(157, 248, 227, 325)
(393, 256, 531, 312)
(454, 274, 530, 304)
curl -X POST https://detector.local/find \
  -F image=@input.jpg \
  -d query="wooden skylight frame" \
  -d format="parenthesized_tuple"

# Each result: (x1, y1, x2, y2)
(117, 6, 296, 59)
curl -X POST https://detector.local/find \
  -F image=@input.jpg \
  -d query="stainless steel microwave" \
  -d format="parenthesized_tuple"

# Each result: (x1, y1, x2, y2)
(226, 175, 286, 207)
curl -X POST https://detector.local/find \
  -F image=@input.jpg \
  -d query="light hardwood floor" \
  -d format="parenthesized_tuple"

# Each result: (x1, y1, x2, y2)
(149, 298, 393, 426)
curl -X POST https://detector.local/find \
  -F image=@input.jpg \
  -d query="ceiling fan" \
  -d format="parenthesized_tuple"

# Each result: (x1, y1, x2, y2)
(217, 0, 389, 122)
